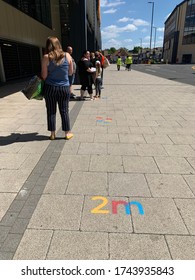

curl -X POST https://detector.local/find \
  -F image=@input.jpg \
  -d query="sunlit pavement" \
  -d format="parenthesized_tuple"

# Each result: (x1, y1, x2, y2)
(0, 64, 195, 260)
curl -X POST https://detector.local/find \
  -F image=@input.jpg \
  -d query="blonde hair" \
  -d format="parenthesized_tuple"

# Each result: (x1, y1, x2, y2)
(45, 37, 65, 65)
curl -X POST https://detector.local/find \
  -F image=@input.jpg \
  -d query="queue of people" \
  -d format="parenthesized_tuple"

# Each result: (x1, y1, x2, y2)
(41, 36, 108, 141)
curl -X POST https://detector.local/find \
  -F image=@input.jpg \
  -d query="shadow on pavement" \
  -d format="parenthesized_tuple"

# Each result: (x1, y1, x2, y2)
(0, 133, 49, 146)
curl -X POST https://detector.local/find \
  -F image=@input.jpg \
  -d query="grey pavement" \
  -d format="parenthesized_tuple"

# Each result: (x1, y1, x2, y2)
(0, 65, 195, 260)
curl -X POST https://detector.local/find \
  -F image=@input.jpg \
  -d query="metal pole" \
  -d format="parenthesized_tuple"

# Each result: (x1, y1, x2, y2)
(148, 1, 154, 56)
(153, 26, 157, 49)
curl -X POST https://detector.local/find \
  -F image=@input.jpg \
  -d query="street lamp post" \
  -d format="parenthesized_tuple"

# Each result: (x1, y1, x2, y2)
(148, 1, 154, 56)
(153, 26, 157, 50)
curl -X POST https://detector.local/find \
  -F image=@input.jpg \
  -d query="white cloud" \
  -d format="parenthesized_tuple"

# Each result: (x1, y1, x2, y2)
(157, 27, 164, 32)
(124, 39, 133, 43)
(101, 0, 125, 8)
(103, 38, 122, 49)
(131, 19, 149, 27)
(141, 28, 148, 33)
(118, 17, 130, 22)
(103, 8, 117, 14)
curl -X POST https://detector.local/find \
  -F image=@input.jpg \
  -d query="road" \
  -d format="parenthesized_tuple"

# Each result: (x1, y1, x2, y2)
(132, 64, 195, 86)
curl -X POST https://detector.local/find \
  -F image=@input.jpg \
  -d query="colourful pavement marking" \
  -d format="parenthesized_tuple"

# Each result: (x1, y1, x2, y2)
(96, 117, 112, 123)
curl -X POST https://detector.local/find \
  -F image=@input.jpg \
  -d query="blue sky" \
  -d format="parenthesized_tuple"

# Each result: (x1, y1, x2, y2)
(100, 0, 182, 50)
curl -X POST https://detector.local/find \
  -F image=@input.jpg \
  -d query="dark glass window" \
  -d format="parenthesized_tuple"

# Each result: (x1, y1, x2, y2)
(3, 0, 52, 28)
(183, 1, 195, 44)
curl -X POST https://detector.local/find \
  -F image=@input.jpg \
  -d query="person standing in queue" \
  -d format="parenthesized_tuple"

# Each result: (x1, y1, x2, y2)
(66, 46, 77, 99)
(78, 50, 95, 100)
(41, 36, 74, 140)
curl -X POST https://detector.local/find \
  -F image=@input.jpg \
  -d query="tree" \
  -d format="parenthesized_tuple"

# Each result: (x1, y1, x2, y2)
(109, 47, 116, 54)
(132, 46, 142, 53)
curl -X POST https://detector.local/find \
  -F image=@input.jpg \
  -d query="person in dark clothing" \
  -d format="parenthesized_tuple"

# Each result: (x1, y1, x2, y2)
(78, 50, 95, 100)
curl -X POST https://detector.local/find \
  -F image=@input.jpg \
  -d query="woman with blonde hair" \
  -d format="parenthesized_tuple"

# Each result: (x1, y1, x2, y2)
(41, 36, 73, 140)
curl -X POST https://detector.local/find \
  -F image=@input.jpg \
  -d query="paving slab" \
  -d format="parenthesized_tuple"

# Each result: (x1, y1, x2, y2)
(66, 171, 108, 195)
(146, 174, 194, 198)
(154, 157, 195, 174)
(28, 195, 84, 230)
(80, 196, 133, 233)
(123, 156, 159, 173)
(166, 235, 195, 259)
(131, 198, 188, 234)
(109, 233, 171, 260)
(47, 231, 108, 260)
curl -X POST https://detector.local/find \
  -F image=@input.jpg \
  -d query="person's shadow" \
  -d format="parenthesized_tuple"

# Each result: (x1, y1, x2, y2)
(0, 133, 49, 146)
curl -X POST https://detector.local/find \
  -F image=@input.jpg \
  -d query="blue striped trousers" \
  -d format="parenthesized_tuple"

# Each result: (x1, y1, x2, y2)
(44, 84, 70, 132)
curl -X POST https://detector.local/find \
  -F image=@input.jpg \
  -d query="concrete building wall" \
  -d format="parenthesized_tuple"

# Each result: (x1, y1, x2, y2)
(163, 0, 195, 64)
(0, 0, 61, 48)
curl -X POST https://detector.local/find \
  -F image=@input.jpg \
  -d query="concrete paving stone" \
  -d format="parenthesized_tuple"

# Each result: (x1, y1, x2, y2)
(183, 175, 195, 195)
(94, 133, 119, 143)
(0, 153, 29, 170)
(108, 173, 151, 197)
(157, 120, 181, 127)
(0, 142, 24, 154)
(107, 126, 130, 134)
(81, 196, 133, 233)
(144, 115, 166, 121)
(168, 135, 195, 144)
(144, 134, 173, 144)
(178, 120, 195, 127)
(8, 200, 26, 213)
(130, 127, 155, 134)
(61, 142, 80, 155)
(31, 185, 47, 195)
(89, 155, 123, 172)
(117, 120, 138, 126)
(146, 174, 194, 198)
(154, 157, 195, 174)
(78, 143, 107, 155)
(54, 155, 90, 171)
(131, 198, 188, 235)
(152, 127, 178, 134)
(13, 229, 53, 260)
(109, 233, 171, 260)
(119, 134, 146, 144)
(0, 233, 22, 252)
(19, 154, 42, 170)
(18, 142, 49, 154)
(137, 120, 159, 127)
(108, 143, 137, 156)
(0, 194, 16, 221)
(0, 251, 14, 260)
(0, 169, 31, 193)
(68, 133, 94, 142)
(44, 171, 71, 194)
(47, 231, 108, 260)
(136, 144, 168, 157)
(123, 156, 159, 173)
(28, 194, 84, 230)
(186, 157, 195, 171)
(66, 171, 108, 195)
(16, 124, 44, 132)
(72, 125, 107, 134)
(35, 176, 49, 187)
(174, 198, 195, 234)
(0, 226, 11, 243)
(10, 218, 29, 234)
(166, 235, 195, 260)
(32, 161, 48, 174)
(163, 144, 195, 157)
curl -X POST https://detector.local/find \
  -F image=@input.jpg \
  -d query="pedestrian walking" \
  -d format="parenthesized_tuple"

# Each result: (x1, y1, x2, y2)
(41, 36, 74, 140)
(125, 55, 133, 71)
(116, 56, 122, 71)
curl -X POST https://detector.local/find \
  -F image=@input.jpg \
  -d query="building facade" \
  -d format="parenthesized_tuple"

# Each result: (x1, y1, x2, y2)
(59, 0, 101, 64)
(0, 0, 101, 83)
(163, 0, 195, 63)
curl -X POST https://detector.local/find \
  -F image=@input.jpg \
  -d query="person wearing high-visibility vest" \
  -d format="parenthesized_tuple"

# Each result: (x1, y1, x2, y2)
(116, 56, 122, 71)
(125, 55, 133, 71)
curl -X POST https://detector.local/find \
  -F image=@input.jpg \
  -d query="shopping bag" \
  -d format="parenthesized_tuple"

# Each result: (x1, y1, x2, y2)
(103, 57, 110, 69)
(22, 75, 44, 100)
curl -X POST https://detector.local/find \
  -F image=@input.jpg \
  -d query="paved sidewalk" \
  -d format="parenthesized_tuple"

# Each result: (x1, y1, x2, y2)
(0, 65, 195, 260)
